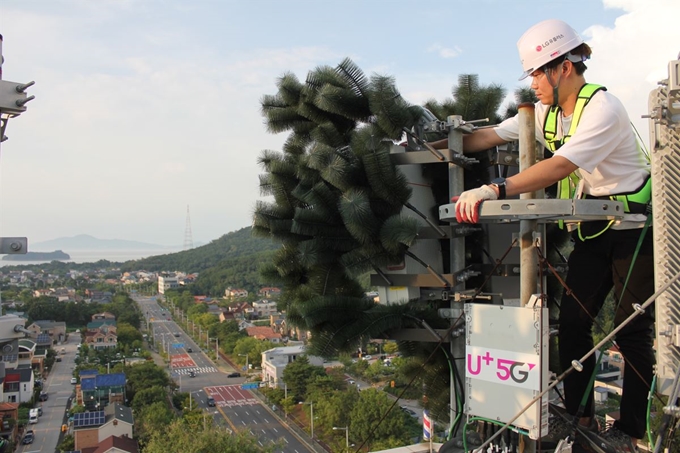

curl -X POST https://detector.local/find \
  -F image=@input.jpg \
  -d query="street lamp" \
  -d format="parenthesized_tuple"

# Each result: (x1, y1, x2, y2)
(238, 354, 249, 373)
(208, 337, 219, 362)
(298, 401, 314, 439)
(189, 390, 202, 411)
(333, 426, 349, 452)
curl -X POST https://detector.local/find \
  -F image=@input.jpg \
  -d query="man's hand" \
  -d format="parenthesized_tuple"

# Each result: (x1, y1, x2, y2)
(453, 185, 498, 223)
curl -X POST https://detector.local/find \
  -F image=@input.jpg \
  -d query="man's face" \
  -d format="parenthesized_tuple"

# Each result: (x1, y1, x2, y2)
(530, 68, 556, 105)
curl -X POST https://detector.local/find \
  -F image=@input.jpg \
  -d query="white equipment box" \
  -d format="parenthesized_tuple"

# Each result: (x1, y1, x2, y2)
(465, 303, 550, 439)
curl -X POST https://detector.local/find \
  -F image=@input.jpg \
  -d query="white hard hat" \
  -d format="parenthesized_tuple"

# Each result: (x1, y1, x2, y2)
(517, 19, 584, 80)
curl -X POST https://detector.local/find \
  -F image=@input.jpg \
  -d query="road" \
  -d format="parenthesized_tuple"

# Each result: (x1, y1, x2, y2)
(133, 293, 314, 453)
(17, 333, 79, 453)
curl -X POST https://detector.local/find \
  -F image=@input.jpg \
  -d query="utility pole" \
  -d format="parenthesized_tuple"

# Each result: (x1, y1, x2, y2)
(184, 205, 194, 250)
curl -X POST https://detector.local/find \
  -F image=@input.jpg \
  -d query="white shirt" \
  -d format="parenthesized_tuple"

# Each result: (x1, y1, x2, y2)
(494, 89, 650, 228)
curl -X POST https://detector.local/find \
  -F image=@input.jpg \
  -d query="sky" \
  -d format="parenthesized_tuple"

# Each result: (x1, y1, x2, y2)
(0, 0, 678, 247)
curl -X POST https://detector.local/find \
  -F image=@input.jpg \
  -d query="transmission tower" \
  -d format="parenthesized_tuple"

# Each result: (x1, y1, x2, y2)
(183, 205, 194, 250)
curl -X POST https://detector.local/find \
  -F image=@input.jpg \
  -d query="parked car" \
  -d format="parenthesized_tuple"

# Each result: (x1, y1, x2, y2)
(187, 347, 193, 353)
(29, 408, 39, 424)
(22, 430, 34, 444)
(173, 333, 180, 337)
(70, 377, 77, 384)
(56, 357, 62, 362)
(189, 371, 196, 378)
(39, 391, 48, 401)
(400, 406, 418, 417)
(227, 372, 241, 378)
(207, 397, 216, 407)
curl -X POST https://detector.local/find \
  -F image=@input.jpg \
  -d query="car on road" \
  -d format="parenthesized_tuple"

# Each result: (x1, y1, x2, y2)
(39, 391, 48, 401)
(187, 347, 193, 353)
(227, 372, 241, 378)
(29, 408, 39, 424)
(400, 406, 418, 417)
(71, 377, 77, 384)
(189, 371, 196, 378)
(362, 355, 372, 361)
(22, 430, 34, 444)
(56, 356, 62, 362)
(173, 333, 180, 337)
(207, 397, 216, 407)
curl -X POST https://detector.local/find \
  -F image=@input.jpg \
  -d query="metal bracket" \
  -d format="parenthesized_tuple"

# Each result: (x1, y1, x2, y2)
(0, 79, 35, 115)
(0, 237, 28, 254)
(440, 199, 624, 223)
(511, 231, 543, 247)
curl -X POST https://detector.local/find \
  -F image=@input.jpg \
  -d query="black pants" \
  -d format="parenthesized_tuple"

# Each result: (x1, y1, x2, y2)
(558, 226, 655, 439)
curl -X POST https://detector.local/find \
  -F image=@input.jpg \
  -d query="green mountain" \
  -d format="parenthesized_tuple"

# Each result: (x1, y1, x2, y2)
(118, 226, 283, 296)
(119, 226, 279, 275)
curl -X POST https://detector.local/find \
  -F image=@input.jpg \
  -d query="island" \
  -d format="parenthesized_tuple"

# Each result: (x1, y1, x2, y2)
(2, 250, 71, 262)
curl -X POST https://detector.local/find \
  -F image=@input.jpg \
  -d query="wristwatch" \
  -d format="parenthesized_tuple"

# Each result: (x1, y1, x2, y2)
(490, 177, 507, 200)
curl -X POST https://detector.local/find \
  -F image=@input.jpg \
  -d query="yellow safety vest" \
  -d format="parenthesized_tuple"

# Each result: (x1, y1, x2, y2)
(543, 83, 651, 215)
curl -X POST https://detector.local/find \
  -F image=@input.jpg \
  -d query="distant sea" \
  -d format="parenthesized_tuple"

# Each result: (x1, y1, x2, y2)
(0, 249, 179, 268)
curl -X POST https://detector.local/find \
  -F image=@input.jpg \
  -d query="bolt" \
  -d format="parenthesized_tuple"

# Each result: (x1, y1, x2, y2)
(10, 242, 22, 252)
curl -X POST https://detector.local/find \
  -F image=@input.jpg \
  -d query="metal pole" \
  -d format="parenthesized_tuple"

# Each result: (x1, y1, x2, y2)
(518, 103, 543, 306)
(215, 337, 219, 361)
(345, 427, 349, 452)
(310, 402, 314, 439)
(447, 116, 466, 435)
(517, 102, 541, 453)
(0, 33, 4, 80)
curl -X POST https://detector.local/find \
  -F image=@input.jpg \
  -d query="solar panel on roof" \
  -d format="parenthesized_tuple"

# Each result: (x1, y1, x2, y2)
(72, 411, 105, 428)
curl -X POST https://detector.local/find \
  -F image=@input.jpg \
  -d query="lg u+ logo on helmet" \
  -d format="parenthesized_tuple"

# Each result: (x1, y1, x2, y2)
(535, 34, 565, 52)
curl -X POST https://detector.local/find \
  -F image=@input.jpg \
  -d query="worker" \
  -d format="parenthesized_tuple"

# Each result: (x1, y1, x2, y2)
(448, 19, 653, 453)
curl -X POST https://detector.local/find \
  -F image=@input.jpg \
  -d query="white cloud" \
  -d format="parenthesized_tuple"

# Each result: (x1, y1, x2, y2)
(585, 0, 680, 141)
(427, 43, 463, 59)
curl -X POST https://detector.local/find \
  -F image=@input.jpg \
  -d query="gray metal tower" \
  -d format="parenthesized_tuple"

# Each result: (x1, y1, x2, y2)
(183, 205, 194, 250)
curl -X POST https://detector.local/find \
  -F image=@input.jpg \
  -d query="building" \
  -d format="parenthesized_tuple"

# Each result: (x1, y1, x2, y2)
(252, 300, 277, 318)
(261, 345, 324, 388)
(92, 312, 116, 321)
(0, 402, 19, 445)
(81, 434, 140, 453)
(245, 326, 283, 343)
(73, 403, 134, 451)
(26, 320, 67, 344)
(79, 372, 127, 410)
(257, 287, 281, 298)
(158, 276, 179, 294)
(225, 287, 248, 299)
(85, 325, 118, 350)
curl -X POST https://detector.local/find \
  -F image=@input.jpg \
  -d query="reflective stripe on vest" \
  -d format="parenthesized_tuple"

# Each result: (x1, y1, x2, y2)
(544, 84, 607, 200)
(542, 83, 651, 214)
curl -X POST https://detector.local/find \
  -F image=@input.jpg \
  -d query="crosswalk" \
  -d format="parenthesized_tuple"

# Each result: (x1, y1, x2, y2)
(173, 366, 218, 375)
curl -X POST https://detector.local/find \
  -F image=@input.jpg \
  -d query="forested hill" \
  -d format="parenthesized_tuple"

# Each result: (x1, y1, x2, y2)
(119, 226, 280, 274)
